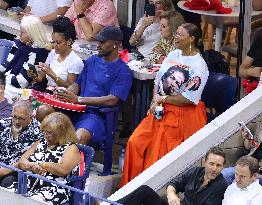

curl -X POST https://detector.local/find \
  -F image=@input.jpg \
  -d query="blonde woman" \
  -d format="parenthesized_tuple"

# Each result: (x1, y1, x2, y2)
(12, 112, 80, 204)
(149, 13, 184, 64)
(0, 15, 50, 102)
(129, 0, 177, 58)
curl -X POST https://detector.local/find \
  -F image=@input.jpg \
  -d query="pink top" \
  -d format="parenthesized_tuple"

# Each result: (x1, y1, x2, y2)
(65, 0, 119, 39)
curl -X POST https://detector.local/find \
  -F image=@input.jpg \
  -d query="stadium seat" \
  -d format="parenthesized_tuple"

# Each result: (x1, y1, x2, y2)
(64, 144, 95, 205)
(99, 107, 119, 175)
(201, 71, 238, 122)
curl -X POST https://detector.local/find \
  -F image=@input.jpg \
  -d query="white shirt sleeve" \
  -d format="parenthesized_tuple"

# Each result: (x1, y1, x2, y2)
(67, 52, 84, 74)
(56, 0, 73, 8)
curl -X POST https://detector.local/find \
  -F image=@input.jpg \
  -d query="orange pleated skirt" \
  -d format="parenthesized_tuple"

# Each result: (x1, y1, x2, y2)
(120, 102, 206, 187)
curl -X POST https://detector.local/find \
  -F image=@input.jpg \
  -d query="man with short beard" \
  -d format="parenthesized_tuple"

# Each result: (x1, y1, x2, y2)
(0, 100, 43, 187)
(56, 26, 132, 145)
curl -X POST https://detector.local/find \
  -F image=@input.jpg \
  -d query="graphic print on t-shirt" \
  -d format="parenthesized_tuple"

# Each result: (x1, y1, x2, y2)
(158, 63, 201, 96)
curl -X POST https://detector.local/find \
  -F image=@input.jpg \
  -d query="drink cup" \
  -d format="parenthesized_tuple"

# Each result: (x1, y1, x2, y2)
(154, 105, 164, 120)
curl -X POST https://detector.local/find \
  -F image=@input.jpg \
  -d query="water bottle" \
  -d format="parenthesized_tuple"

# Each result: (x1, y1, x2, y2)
(118, 146, 125, 174)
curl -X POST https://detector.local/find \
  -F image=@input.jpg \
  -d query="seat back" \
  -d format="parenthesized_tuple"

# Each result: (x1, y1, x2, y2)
(67, 144, 95, 205)
(99, 107, 119, 175)
(201, 72, 238, 122)
(0, 39, 13, 64)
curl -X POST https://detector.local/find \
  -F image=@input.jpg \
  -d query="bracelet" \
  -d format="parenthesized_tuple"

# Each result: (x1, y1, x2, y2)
(162, 95, 168, 104)
(77, 13, 85, 19)
(40, 162, 47, 169)
(133, 31, 139, 44)
(55, 76, 59, 83)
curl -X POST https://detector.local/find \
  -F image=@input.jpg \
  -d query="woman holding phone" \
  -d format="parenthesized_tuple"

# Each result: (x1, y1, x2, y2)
(29, 16, 84, 89)
(0, 15, 49, 103)
(129, 0, 179, 58)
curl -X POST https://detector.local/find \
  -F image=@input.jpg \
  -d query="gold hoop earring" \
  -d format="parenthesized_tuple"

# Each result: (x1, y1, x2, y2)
(189, 41, 192, 52)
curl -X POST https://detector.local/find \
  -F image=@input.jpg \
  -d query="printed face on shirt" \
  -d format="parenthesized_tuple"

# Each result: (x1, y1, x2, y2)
(160, 18, 173, 39)
(161, 66, 189, 95)
(51, 32, 71, 55)
(12, 106, 31, 134)
(204, 153, 225, 181)
(19, 26, 32, 45)
(235, 164, 257, 189)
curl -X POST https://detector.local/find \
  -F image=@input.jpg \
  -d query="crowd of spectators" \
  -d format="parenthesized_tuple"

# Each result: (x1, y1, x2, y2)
(0, 0, 262, 204)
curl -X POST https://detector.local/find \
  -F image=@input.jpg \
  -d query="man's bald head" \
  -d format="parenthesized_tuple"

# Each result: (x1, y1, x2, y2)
(35, 104, 55, 122)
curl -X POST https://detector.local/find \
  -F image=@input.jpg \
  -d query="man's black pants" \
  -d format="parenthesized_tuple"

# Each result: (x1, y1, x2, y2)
(117, 185, 168, 205)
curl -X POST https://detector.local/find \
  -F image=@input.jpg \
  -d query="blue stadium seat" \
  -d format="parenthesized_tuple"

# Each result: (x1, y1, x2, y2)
(63, 144, 95, 205)
(0, 39, 13, 64)
(99, 107, 119, 175)
(201, 71, 238, 122)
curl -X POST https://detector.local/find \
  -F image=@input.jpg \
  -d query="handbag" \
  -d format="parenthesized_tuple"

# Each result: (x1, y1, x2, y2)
(242, 77, 259, 94)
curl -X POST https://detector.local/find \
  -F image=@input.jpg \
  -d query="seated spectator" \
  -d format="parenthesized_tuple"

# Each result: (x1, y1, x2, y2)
(7, 112, 80, 204)
(56, 26, 132, 145)
(0, 0, 19, 10)
(0, 100, 43, 187)
(21, 0, 72, 23)
(129, 0, 178, 58)
(149, 13, 184, 64)
(120, 23, 208, 186)
(29, 16, 84, 89)
(35, 104, 55, 122)
(65, 0, 119, 41)
(116, 147, 227, 205)
(0, 72, 12, 119)
(223, 156, 262, 205)
(239, 29, 262, 89)
(222, 122, 262, 185)
(0, 15, 50, 103)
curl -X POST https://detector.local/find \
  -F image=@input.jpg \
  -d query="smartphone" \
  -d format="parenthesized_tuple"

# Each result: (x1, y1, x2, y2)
(145, 3, 156, 16)
(238, 122, 254, 140)
(28, 63, 37, 74)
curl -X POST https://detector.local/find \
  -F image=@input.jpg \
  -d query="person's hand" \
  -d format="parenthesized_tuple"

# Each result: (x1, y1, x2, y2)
(38, 63, 55, 78)
(248, 67, 262, 78)
(147, 101, 158, 115)
(142, 15, 155, 28)
(55, 89, 78, 103)
(0, 168, 9, 177)
(241, 128, 250, 140)
(74, 0, 90, 14)
(167, 192, 181, 205)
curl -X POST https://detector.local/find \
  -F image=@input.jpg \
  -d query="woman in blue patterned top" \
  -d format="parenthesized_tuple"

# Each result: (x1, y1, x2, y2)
(0, 15, 50, 103)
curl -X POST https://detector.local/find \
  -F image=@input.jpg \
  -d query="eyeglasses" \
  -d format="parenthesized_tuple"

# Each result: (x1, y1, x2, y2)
(42, 130, 55, 137)
(12, 115, 27, 122)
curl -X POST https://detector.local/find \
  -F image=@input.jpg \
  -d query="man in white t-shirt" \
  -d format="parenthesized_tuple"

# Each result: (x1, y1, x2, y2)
(223, 155, 262, 205)
(22, 0, 72, 23)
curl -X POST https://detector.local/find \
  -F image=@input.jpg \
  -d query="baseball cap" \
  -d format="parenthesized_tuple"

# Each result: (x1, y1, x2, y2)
(95, 26, 123, 42)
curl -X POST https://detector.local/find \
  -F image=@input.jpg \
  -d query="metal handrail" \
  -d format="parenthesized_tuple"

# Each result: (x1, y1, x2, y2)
(0, 163, 122, 205)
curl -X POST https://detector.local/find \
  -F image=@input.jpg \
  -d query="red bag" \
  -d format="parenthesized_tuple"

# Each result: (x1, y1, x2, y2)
(242, 77, 259, 94)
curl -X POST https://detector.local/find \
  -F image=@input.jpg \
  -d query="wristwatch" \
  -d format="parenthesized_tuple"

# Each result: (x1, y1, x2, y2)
(77, 13, 85, 19)
(77, 96, 84, 104)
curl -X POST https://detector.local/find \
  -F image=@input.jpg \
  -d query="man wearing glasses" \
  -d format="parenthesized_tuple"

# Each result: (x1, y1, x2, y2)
(0, 100, 43, 187)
